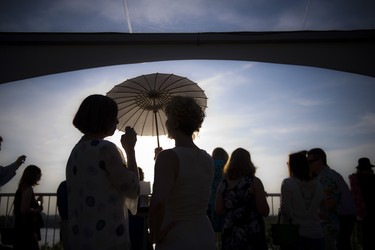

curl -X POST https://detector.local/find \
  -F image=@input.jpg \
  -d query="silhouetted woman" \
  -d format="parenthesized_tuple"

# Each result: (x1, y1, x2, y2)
(215, 148, 269, 250)
(66, 94, 139, 250)
(149, 96, 215, 250)
(208, 147, 228, 249)
(14, 165, 43, 250)
(280, 151, 325, 250)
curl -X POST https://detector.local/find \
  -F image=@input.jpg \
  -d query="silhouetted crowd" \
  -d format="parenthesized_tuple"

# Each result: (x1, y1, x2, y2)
(1, 95, 374, 250)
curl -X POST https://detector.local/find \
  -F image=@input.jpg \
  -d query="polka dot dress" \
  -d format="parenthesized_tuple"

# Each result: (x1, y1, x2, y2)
(66, 139, 139, 250)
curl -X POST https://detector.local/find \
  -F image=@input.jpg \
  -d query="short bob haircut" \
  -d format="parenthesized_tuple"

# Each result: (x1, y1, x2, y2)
(164, 96, 205, 137)
(19, 165, 41, 187)
(223, 148, 256, 180)
(73, 94, 118, 134)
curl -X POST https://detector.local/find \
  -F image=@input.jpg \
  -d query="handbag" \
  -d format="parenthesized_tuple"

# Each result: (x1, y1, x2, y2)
(271, 211, 300, 246)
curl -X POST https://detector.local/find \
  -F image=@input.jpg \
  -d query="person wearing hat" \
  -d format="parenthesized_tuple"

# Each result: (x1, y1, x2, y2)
(349, 157, 375, 250)
(355, 157, 374, 173)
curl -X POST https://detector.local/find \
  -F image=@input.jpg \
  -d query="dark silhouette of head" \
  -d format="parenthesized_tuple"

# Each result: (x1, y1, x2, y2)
(73, 94, 118, 135)
(19, 165, 42, 187)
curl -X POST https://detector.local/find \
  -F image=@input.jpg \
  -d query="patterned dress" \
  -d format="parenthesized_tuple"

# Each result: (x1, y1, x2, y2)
(317, 167, 341, 236)
(221, 175, 268, 250)
(66, 139, 139, 250)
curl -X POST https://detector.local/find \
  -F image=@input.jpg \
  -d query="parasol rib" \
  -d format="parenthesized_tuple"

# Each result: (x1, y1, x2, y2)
(107, 73, 207, 147)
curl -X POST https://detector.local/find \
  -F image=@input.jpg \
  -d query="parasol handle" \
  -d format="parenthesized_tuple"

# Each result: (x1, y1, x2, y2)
(154, 111, 160, 148)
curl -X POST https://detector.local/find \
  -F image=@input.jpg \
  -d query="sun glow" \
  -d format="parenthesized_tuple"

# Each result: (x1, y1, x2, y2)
(108, 130, 175, 186)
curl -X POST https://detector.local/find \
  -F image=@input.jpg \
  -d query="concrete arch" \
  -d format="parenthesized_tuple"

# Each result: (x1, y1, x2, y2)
(0, 30, 374, 84)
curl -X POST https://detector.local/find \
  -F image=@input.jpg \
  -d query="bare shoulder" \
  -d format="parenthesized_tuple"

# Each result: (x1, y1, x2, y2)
(154, 149, 179, 176)
(156, 149, 178, 164)
(252, 176, 265, 190)
(153, 149, 179, 195)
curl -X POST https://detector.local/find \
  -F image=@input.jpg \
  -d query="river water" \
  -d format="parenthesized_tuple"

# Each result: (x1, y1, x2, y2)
(40, 228, 61, 247)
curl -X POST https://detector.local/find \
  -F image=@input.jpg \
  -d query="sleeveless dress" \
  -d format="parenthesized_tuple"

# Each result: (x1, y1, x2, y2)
(221, 175, 268, 250)
(14, 186, 41, 250)
(156, 147, 215, 250)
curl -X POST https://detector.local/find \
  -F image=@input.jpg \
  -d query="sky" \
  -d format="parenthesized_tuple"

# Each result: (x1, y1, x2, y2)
(0, 0, 374, 32)
(1, 61, 375, 195)
(0, 0, 375, 195)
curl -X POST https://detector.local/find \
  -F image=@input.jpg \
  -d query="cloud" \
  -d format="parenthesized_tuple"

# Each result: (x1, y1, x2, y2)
(199, 62, 255, 98)
(1, 0, 374, 32)
(299, 0, 375, 30)
(1, 59, 375, 196)
(351, 112, 375, 134)
(290, 97, 331, 107)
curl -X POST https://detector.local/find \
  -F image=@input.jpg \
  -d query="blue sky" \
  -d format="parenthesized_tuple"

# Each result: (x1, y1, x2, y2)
(0, 0, 375, 194)
(1, 60, 375, 194)
(1, 0, 374, 32)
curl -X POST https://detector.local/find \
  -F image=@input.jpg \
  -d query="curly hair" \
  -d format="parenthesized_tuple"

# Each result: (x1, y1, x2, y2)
(164, 96, 205, 138)
(223, 148, 256, 180)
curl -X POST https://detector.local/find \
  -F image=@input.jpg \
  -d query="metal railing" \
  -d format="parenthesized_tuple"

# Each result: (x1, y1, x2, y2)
(266, 193, 281, 216)
(0, 193, 61, 247)
(0, 192, 282, 248)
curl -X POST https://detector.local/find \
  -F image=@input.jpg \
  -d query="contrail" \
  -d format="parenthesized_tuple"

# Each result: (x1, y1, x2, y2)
(303, 0, 311, 29)
(123, 0, 133, 33)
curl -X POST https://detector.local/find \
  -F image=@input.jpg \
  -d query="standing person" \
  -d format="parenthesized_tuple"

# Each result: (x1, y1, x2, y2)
(280, 151, 325, 250)
(13, 165, 43, 250)
(307, 148, 341, 250)
(66, 94, 140, 250)
(0, 136, 26, 188)
(349, 157, 375, 250)
(335, 171, 356, 250)
(208, 147, 228, 250)
(137, 167, 151, 208)
(129, 167, 151, 250)
(215, 148, 269, 250)
(149, 96, 215, 250)
(56, 180, 68, 250)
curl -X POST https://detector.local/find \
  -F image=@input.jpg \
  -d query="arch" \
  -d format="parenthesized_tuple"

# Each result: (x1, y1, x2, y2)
(0, 30, 374, 84)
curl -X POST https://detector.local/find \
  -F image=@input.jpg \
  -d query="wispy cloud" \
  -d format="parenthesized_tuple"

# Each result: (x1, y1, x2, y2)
(351, 112, 375, 134)
(2, 0, 373, 32)
(1, 60, 375, 195)
(290, 97, 331, 107)
(200, 62, 255, 97)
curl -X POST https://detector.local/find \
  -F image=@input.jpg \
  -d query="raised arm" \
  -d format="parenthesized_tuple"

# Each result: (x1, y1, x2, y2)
(121, 127, 138, 176)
